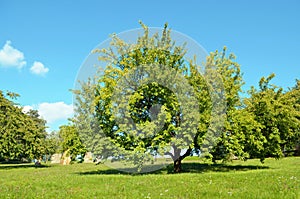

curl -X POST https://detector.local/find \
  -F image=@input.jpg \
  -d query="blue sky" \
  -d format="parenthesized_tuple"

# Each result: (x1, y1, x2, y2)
(1, 0, 299, 131)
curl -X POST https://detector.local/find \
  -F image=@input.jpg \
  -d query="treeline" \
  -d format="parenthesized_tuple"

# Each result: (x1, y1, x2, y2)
(0, 62, 299, 165)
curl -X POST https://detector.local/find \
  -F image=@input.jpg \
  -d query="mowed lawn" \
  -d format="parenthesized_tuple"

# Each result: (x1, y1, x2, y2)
(0, 157, 299, 199)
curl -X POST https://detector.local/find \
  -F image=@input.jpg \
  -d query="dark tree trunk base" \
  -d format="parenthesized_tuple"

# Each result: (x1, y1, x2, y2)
(174, 158, 182, 173)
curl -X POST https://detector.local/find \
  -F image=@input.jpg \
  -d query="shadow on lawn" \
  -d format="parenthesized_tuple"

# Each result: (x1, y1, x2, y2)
(0, 163, 50, 170)
(180, 162, 269, 173)
(77, 162, 269, 176)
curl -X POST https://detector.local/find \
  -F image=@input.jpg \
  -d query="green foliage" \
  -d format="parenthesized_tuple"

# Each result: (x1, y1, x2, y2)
(86, 22, 212, 172)
(43, 131, 60, 160)
(204, 48, 258, 162)
(287, 79, 300, 150)
(72, 79, 116, 161)
(73, 22, 300, 172)
(246, 75, 300, 161)
(0, 90, 47, 161)
(58, 124, 86, 162)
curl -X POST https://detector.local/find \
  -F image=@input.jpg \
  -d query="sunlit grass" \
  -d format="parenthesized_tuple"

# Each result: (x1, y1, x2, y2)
(0, 157, 299, 198)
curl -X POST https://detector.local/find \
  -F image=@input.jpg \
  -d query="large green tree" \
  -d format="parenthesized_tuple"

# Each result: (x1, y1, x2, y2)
(97, 23, 216, 172)
(0, 91, 47, 161)
(290, 80, 300, 155)
(74, 23, 246, 172)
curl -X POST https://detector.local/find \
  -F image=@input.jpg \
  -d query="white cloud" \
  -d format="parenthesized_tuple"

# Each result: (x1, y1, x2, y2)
(37, 102, 73, 124)
(30, 61, 49, 76)
(0, 40, 26, 69)
(22, 102, 73, 132)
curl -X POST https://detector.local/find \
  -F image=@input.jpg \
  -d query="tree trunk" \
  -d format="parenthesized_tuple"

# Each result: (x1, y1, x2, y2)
(174, 158, 182, 173)
(173, 148, 192, 173)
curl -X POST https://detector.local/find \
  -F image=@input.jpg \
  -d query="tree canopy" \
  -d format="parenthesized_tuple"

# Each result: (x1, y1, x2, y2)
(245, 75, 300, 161)
(0, 91, 47, 162)
(58, 124, 86, 162)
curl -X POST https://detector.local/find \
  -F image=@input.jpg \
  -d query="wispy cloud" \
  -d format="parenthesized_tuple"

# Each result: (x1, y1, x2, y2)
(0, 40, 26, 69)
(30, 61, 49, 76)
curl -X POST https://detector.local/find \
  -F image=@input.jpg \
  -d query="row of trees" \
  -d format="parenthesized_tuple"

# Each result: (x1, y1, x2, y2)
(72, 23, 300, 172)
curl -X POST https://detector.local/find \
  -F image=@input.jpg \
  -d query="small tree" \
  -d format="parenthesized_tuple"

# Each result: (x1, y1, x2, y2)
(58, 124, 86, 163)
(43, 131, 60, 162)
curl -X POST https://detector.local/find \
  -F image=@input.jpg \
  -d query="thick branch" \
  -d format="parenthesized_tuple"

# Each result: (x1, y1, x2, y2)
(165, 151, 175, 160)
(179, 147, 192, 161)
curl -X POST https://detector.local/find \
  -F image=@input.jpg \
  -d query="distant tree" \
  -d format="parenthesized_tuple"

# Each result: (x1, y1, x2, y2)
(43, 131, 60, 162)
(245, 74, 300, 161)
(26, 109, 48, 157)
(58, 124, 86, 162)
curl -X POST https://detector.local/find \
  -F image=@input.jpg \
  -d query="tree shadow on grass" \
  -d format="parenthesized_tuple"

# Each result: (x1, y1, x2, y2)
(180, 162, 269, 173)
(77, 162, 269, 176)
(77, 163, 168, 176)
(0, 163, 50, 170)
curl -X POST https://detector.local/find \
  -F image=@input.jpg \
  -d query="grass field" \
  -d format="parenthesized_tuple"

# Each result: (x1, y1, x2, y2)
(0, 157, 299, 199)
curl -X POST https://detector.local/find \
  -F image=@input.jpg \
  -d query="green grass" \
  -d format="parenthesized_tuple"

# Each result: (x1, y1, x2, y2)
(0, 157, 299, 199)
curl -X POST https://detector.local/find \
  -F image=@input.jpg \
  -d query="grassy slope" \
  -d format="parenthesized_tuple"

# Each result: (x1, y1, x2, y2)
(0, 157, 299, 199)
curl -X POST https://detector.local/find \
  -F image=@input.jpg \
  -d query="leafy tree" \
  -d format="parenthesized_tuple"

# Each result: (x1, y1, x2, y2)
(245, 74, 300, 161)
(43, 131, 60, 162)
(74, 23, 228, 172)
(208, 48, 244, 161)
(58, 124, 86, 162)
(26, 109, 48, 157)
(197, 47, 259, 162)
(205, 48, 263, 163)
(0, 90, 47, 161)
(90, 23, 211, 172)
